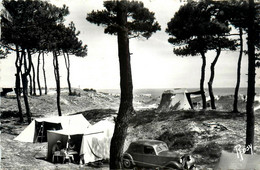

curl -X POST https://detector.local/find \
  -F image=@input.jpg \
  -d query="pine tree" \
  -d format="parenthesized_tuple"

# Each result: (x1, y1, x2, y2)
(87, 1, 160, 168)
(166, 1, 235, 109)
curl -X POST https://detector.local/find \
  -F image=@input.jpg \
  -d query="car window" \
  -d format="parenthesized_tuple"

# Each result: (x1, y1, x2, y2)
(156, 143, 169, 153)
(130, 144, 143, 154)
(144, 146, 155, 155)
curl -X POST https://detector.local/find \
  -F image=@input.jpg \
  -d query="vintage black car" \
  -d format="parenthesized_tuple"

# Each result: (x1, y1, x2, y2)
(122, 139, 194, 169)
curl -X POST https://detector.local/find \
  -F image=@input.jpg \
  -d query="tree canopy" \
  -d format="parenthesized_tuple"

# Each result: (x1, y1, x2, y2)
(166, 1, 233, 56)
(87, 0, 160, 39)
(1, 0, 69, 51)
(61, 22, 87, 56)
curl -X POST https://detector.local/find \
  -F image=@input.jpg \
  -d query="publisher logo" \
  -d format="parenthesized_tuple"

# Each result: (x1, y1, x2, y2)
(234, 144, 253, 161)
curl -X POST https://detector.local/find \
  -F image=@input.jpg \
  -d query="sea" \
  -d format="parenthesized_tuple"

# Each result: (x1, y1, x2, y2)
(98, 87, 260, 98)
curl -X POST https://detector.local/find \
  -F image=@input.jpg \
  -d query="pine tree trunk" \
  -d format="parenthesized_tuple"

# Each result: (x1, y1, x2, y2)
(208, 47, 221, 110)
(53, 51, 62, 116)
(29, 73, 33, 96)
(233, 27, 243, 113)
(22, 48, 32, 124)
(16, 75, 23, 123)
(110, 3, 134, 169)
(245, 0, 255, 154)
(31, 60, 36, 96)
(63, 52, 72, 95)
(37, 52, 42, 96)
(22, 73, 31, 124)
(42, 53, 48, 95)
(200, 52, 207, 109)
(15, 45, 23, 123)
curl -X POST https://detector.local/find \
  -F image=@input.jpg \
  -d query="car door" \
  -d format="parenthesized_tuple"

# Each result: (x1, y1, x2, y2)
(142, 145, 161, 168)
(129, 144, 146, 167)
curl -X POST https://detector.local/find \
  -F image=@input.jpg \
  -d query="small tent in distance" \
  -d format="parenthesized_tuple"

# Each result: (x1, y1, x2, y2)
(14, 114, 91, 143)
(157, 88, 204, 112)
(158, 89, 191, 112)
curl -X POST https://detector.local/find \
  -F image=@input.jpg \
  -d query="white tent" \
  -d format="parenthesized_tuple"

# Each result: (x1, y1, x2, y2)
(46, 119, 115, 163)
(170, 89, 191, 110)
(14, 114, 91, 143)
(158, 88, 191, 111)
(80, 120, 115, 163)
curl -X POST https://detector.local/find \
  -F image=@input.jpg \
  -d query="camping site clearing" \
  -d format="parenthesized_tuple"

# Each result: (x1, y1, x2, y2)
(1, 89, 260, 169)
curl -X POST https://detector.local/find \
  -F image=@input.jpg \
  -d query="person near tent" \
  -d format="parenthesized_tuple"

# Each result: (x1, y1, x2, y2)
(52, 140, 64, 163)
(66, 137, 75, 152)
(63, 136, 77, 163)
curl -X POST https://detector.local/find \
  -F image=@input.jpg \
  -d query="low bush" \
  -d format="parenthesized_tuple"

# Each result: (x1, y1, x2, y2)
(1, 111, 19, 118)
(193, 142, 221, 159)
(157, 131, 196, 150)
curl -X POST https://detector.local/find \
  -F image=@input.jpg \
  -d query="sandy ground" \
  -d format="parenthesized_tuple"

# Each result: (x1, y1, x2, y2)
(1, 89, 260, 169)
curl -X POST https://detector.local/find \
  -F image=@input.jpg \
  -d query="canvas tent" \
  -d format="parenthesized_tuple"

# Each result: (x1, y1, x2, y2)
(14, 114, 91, 143)
(216, 150, 260, 169)
(46, 119, 115, 163)
(170, 89, 191, 110)
(80, 120, 115, 163)
(158, 89, 192, 111)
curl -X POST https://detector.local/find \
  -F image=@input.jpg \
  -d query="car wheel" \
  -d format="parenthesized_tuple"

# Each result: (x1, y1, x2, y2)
(122, 156, 133, 169)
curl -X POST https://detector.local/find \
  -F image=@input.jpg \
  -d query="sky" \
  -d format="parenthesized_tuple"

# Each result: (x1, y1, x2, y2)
(0, 0, 259, 90)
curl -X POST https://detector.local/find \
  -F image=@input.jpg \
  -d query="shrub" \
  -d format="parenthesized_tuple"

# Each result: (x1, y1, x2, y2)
(157, 131, 195, 150)
(221, 142, 236, 152)
(193, 142, 221, 159)
(69, 90, 81, 96)
(1, 111, 19, 118)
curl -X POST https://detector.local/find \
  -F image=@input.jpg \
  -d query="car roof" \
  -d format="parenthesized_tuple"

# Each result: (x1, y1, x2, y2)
(131, 139, 166, 146)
